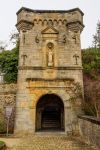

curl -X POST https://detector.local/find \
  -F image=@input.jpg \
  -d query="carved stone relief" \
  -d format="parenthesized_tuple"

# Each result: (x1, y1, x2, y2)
(73, 54, 79, 65)
(68, 30, 79, 45)
(21, 55, 27, 66)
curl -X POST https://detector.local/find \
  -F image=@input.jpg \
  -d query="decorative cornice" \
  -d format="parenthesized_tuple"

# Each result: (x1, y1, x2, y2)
(33, 19, 67, 26)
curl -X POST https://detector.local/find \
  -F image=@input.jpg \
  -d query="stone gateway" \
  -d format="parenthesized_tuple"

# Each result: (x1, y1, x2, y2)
(15, 7, 84, 134)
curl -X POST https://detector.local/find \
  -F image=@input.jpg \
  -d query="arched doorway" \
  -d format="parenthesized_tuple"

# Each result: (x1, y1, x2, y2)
(36, 94, 64, 131)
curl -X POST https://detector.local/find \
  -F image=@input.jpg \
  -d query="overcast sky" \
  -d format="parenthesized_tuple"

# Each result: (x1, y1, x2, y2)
(0, 0, 100, 49)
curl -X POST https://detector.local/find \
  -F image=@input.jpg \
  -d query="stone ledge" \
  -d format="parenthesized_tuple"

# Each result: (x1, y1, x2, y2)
(0, 92, 16, 94)
(18, 66, 83, 70)
(26, 78, 74, 82)
(78, 115, 100, 125)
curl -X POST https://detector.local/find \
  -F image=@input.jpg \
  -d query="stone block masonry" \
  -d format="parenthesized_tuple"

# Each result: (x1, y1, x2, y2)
(15, 7, 84, 134)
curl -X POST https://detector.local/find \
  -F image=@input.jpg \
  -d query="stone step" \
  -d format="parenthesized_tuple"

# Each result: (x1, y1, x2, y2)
(42, 119, 60, 124)
(42, 124, 59, 128)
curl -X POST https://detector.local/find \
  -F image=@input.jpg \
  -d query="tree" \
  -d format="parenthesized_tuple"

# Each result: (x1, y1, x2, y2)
(0, 47, 18, 83)
(0, 41, 7, 53)
(93, 21, 100, 49)
(0, 32, 19, 83)
(10, 31, 19, 45)
(83, 78, 100, 118)
(82, 48, 100, 78)
(82, 48, 100, 118)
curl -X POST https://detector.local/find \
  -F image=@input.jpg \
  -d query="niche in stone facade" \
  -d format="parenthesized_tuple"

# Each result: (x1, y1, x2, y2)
(42, 26, 59, 68)
(47, 42, 54, 67)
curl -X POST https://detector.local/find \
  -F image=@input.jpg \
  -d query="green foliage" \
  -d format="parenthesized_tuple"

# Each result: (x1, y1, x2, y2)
(84, 108, 94, 116)
(82, 48, 100, 117)
(0, 45, 19, 83)
(82, 102, 97, 116)
(82, 48, 100, 79)
(0, 141, 5, 147)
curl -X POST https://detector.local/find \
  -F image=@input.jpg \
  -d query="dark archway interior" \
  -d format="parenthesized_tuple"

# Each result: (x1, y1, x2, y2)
(36, 94, 64, 131)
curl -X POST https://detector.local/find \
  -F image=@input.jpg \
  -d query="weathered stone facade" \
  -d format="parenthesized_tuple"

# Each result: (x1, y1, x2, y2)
(15, 7, 84, 134)
(0, 84, 16, 133)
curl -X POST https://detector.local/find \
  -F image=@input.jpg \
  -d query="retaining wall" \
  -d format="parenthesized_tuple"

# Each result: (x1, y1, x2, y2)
(78, 115, 100, 150)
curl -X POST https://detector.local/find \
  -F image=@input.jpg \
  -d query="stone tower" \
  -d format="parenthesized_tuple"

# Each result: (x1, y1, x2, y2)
(15, 7, 84, 134)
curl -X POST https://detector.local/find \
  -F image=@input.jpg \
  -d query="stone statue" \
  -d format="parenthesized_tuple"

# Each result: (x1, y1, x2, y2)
(47, 42, 54, 67)
(48, 49, 54, 67)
